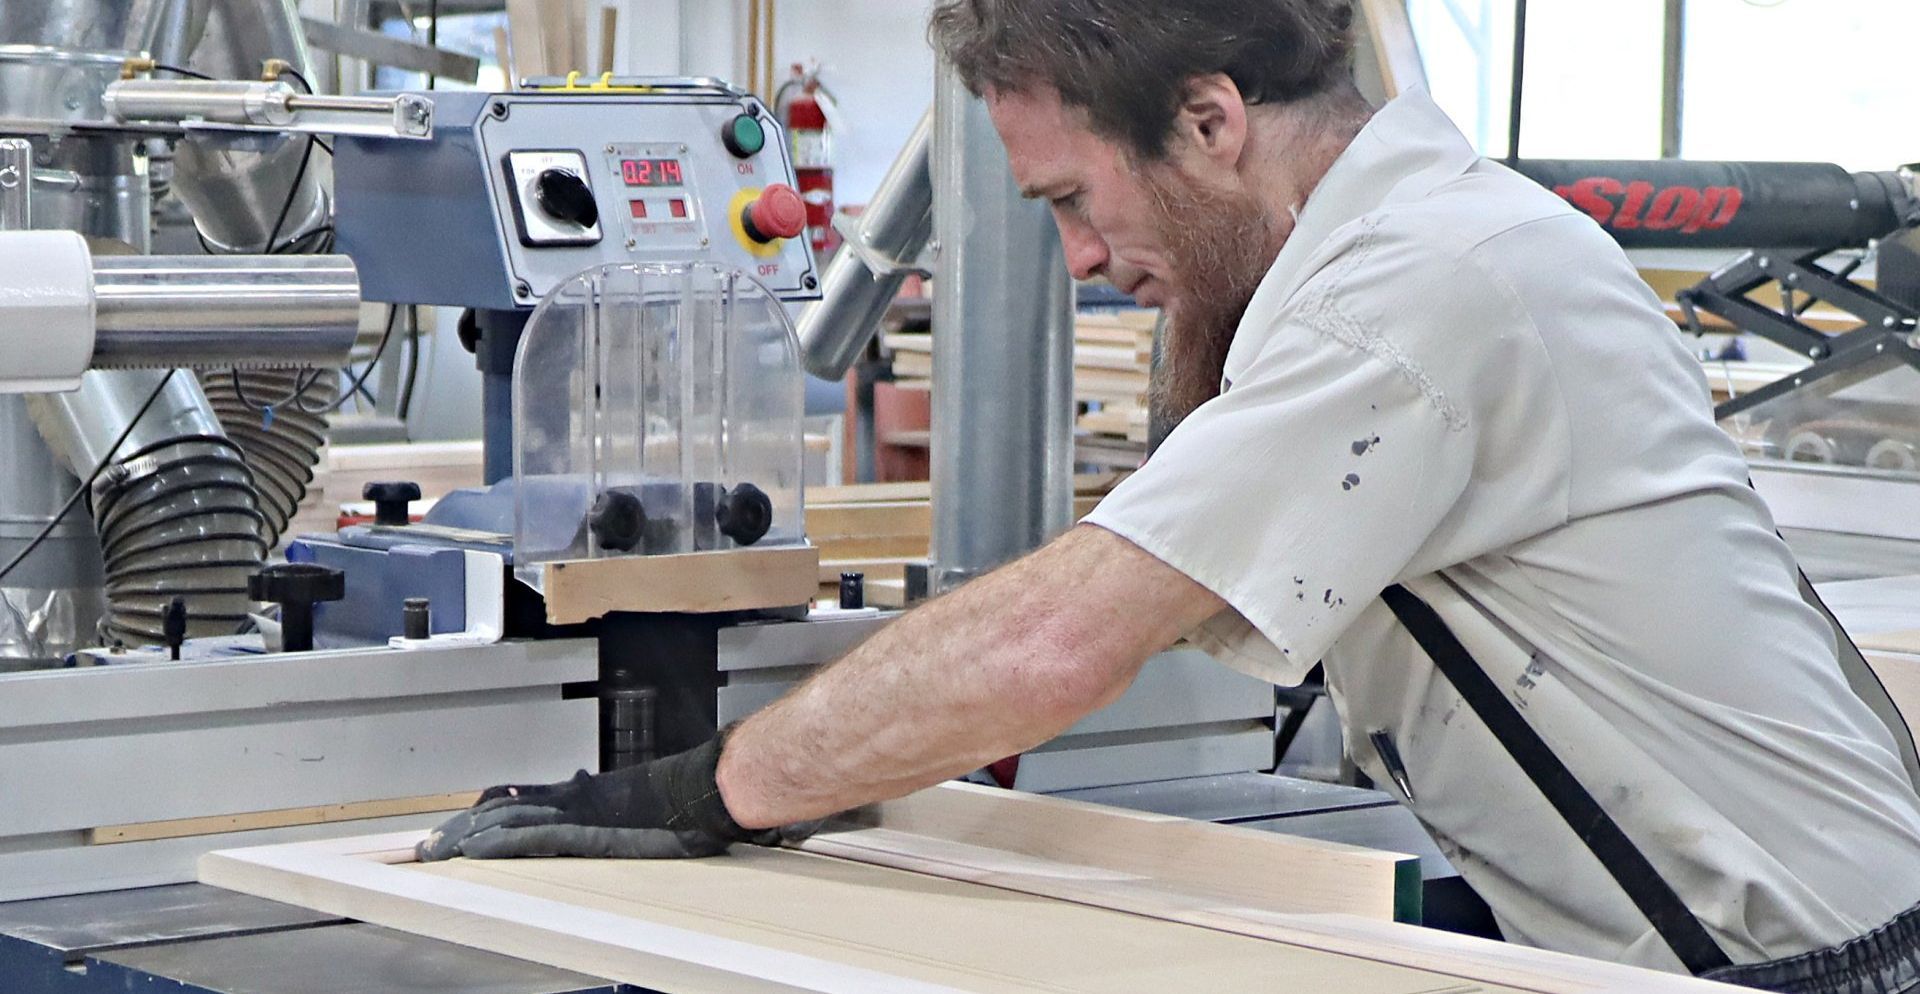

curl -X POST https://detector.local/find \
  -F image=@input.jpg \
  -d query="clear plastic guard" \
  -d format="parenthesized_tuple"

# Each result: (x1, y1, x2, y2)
(512, 262, 807, 593)
(1717, 353, 1920, 476)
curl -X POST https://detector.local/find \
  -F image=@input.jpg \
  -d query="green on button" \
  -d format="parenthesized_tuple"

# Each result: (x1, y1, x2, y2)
(723, 113, 765, 158)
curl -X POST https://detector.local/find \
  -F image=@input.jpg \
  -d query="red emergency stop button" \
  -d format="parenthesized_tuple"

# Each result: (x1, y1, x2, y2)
(742, 183, 807, 243)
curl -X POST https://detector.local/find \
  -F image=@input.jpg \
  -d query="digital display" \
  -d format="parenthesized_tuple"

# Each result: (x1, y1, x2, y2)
(621, 158, 684, 187)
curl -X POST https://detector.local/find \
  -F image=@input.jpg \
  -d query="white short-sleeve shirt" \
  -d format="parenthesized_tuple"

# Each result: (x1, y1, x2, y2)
(1083, 90, 1920, 970)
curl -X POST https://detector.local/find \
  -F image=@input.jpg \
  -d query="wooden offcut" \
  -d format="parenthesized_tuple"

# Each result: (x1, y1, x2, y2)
(540, 545, 820, 624)
(91, 791, 479, 846)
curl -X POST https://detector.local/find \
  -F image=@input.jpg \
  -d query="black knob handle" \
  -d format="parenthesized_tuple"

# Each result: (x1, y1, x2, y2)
(162, 595, 188, 660)
(248, 563, 345, 653)
(589, 489, 646, 552)
(402, 597, 431, 640)
(715, 482, 772, 546)
(362, 480, 421, 527)
(839, 572, 865, 610)
(535, 168, 599, 228)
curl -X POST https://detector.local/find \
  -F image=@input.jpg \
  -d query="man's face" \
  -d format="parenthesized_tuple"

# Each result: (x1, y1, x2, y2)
(988, 86, 1286, 424)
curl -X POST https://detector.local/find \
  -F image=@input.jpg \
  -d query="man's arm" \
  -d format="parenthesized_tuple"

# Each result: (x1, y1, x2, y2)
(717, 523, 1226, 829)
(416, 523, 1225, 860)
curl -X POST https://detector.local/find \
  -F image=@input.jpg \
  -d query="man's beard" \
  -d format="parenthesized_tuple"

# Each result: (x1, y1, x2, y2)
(1141, 172, 1287, 445)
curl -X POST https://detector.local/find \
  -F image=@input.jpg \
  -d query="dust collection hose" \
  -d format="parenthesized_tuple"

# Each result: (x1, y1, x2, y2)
(94, 433, 269, 644)
(198, 369, 337, 546)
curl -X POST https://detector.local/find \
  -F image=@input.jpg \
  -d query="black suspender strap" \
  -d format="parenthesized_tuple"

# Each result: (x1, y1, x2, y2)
(1379, 584, 1735, 975)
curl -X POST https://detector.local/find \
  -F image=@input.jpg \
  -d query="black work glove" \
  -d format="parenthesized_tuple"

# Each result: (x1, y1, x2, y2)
(416, 737, 806, 861)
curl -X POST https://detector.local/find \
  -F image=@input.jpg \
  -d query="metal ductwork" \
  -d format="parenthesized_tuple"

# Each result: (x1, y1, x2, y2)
(927, 64, 1076, 592)
(795, 109, 934, 381)
(0, 0, 352, 656)
(146, 0, 329, 253)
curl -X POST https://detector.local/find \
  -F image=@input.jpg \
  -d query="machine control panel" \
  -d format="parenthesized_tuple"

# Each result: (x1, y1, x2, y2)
(480, 87, 818, 303)
(332, 82, 822, 309)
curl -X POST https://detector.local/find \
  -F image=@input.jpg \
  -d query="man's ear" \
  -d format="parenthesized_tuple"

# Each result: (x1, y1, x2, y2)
(1168, 73, 1248, 175)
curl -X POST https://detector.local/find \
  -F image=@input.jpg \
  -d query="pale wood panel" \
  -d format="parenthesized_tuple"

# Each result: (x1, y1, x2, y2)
(201, 784, 1744, 994)
(205, 832, 1538, 994)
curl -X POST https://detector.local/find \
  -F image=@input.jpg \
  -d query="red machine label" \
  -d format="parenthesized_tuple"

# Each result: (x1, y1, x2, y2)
(1552, 177, 1744, 236)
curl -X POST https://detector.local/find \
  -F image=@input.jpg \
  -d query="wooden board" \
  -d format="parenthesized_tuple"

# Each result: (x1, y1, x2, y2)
(540, 546, 820, 624)
(91, 791, 479, 846)
(200, 782, 1738, 994)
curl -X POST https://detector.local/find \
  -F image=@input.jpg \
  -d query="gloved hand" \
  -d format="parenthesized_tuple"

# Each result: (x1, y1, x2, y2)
(417, 736, 805, 861)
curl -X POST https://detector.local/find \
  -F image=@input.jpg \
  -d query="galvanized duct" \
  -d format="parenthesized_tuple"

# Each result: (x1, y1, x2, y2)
(148, 0, 328, 254)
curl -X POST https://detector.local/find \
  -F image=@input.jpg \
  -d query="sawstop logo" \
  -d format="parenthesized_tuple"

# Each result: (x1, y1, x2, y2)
(1552, 177, 1744, 235)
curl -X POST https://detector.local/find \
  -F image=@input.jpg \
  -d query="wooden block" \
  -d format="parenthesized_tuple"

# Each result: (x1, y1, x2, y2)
(91, 792, 478, 846)
(540, 546, 820, 624)
(805, 501, 931, 540)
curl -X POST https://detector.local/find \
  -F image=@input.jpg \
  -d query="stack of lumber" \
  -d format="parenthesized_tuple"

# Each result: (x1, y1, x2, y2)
(880, 309, 1157, 446)
(805, 473, 1129, 606)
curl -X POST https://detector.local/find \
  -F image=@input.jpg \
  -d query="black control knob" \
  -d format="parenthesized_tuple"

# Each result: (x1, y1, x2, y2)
(715, 482, 773, 546)
(589, 489, 646, 552)
(362, 480, 421, 527)
(535, 168, 599, 228)
(248, 562, 346, 653)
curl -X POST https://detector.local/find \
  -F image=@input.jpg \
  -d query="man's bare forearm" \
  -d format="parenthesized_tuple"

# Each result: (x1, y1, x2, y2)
(715, 525, 1226, 829)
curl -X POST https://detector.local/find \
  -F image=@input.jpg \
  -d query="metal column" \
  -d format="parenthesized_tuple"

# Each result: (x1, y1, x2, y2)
(927, 65, 1075, 591)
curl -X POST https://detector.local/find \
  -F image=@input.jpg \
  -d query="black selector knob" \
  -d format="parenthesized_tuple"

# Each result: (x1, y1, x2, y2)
(248, 562, 346, 653)
(535, 168, 598, 228)
(715, 483, 772, 546)
(363, 480, 421, 527)
(589, 489, 646, 552)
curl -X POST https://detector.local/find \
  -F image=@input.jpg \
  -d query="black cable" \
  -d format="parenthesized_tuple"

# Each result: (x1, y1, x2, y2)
(0, 370, 177, 586)
(226, 366, 326, 411)
(427, 0, 441, 90)
(1506, 0, 1528, 164)
(261, 135, 316, 256)
(398, 304, 422, 421)
(151, 63, 214, 81)
(277, 66, 316, 94)
(297, 305, 402, 416)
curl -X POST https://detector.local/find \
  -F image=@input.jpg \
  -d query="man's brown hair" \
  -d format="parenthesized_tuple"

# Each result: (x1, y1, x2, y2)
(929, 0, 1356, 159)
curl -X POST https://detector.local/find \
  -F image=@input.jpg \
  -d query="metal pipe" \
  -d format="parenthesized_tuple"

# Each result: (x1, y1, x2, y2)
(927, 65, 1075, 592)
(89, 254, 361, 369)
(795, 109, 933, 380)
(102, 79, 301, 127)
(0, 139, 29, 230)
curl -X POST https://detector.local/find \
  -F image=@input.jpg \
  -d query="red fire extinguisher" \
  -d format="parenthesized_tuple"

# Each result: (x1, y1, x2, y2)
(777, 63, 838, 257)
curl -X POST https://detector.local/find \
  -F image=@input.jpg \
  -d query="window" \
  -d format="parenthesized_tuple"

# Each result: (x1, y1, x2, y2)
(1403, 0, 1920, 169)
(1407, 0, 1664, 159)
(1681, 0, 1919, 170)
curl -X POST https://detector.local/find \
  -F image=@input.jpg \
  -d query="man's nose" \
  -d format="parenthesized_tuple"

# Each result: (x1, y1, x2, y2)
(1056, 216, 1110, 281)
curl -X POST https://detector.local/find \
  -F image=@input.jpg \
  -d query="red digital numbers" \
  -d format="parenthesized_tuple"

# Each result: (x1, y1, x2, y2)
(621, 158, 684, 187)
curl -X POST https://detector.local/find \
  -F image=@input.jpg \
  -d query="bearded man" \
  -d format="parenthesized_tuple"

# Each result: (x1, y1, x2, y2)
(423, 2, 1920, 988)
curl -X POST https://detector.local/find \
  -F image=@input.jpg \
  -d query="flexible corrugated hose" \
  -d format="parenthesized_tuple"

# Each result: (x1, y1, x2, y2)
(198, 369, 336, 547)
(92, 433, 269, 645)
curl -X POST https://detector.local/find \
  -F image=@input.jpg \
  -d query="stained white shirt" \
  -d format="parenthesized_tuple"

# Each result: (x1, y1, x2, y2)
(1083, 89, 1920, 970)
